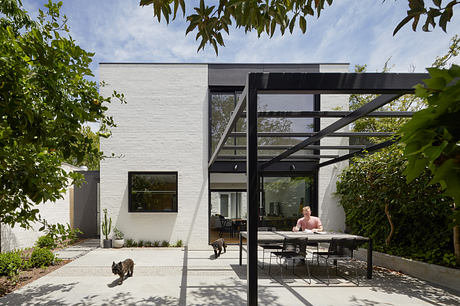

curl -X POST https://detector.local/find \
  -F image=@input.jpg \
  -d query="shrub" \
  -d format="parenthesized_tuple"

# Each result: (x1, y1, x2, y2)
(153, 241, 160, 247)
(144, 241, 152, 247)
(161, 240, 169, 247)
(36, 234, 57, 249)
(138, 240, 144, 247)
(30, 248, 55, 268)
(175, 240, 183, 247)
(125, 239, 135, 247)
(336, 145, 456, 267)
(42, 223, 82, 247)
(0, 251, 23, 277)
(113, 227, 124, 240)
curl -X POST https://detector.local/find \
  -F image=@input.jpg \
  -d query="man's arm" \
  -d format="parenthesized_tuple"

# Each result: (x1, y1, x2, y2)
(313, 218, 323, 232)
(292, 219, 301, 232)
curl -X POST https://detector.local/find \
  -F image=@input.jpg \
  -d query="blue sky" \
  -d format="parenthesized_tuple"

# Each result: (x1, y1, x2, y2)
(22, 0, 459, 81)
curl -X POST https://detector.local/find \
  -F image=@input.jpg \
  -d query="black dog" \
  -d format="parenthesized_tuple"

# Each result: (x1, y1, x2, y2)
(211, 238, 227, 258)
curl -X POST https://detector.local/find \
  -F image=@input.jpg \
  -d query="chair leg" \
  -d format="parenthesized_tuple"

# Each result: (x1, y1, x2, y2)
(326, 259, 330, 285)
(262, 249, 265, 269)
(269, 253, 272, 275)
(305, 257, 311, 284)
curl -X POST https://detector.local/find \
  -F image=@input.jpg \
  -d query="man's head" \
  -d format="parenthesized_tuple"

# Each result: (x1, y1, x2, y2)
(302, 206, 312, 218)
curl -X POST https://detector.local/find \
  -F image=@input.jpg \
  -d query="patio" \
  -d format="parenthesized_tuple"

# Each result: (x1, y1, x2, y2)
(1, 246, 458, 305)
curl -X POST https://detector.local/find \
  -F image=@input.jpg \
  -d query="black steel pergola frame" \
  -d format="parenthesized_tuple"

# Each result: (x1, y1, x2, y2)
(207, 72, 428, 306)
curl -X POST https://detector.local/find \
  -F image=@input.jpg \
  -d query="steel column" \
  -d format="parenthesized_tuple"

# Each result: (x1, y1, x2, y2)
(246, 75, 259, 306)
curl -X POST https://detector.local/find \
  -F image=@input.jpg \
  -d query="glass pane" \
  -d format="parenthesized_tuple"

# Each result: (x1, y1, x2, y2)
(261, 176, 314, 230)
(211, 93, 235, 154)
(130, 173, 177, 212)
(210, 191, 247, 244)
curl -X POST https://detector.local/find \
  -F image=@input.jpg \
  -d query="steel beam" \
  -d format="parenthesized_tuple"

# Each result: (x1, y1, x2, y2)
(241, 111, 414, 118)
(208, 86, 248, 167)
(318, 138, 399, 168)
(217, 155, 338, 160)
(251, 72, 427, 93)
(222, 145, 366, 150)
(261, 94, 401, 169)
(229, 131, 394, 137)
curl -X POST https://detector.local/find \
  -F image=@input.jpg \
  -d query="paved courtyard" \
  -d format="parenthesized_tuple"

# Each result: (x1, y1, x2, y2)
(0, 246, 459, 305)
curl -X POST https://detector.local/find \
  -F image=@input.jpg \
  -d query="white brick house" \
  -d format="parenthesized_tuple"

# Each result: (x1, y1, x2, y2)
(100, 63, 349, 249)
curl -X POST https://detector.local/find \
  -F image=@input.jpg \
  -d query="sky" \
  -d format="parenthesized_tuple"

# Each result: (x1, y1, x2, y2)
(21, 0, 460, 83)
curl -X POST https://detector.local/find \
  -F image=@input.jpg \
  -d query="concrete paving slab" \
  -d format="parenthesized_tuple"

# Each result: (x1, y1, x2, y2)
(1, 247, 458, 305)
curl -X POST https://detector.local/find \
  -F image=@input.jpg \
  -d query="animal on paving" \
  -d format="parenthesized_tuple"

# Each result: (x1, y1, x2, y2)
(211, 238, 227, 258)
(112, 258, 134, 285)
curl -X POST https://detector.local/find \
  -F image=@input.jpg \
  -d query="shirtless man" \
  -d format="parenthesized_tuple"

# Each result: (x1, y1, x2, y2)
(292, 206, 323, 232)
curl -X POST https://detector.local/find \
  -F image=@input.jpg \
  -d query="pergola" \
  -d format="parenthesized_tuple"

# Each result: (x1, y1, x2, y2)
(207, 72, 428, 305)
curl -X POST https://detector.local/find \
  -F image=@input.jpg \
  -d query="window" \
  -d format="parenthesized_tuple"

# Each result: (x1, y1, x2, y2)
(128, 172, 178, 212)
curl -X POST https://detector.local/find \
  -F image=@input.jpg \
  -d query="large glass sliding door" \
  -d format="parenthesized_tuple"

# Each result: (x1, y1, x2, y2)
(260, 175, 315, 231)
(210, 190, 247, 244)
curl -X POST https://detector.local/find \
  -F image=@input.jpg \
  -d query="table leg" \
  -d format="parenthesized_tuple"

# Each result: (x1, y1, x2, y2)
(239, 233, 243, 266)
(367, 238, 373, 279)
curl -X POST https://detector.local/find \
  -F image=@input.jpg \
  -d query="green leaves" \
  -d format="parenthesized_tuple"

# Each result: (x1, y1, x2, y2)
(336, 145, 456, 267)
(394, 0, 459, 35)
(0, 0, 125, 229)
(401, 64, 460, 209)
(140, 0, 334, 54)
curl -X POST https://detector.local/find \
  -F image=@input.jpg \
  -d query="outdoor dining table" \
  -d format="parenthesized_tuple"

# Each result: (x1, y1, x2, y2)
(239, 230, 373, 279)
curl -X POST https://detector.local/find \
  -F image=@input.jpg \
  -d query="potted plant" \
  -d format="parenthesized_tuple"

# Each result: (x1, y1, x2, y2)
(102, 208, 112, 248)
(113, 227, 124, 248)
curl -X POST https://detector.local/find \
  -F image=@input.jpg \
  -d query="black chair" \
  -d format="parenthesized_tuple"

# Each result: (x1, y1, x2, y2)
(218, 215, 233, 238)
(257, 227, 281, 269)
(313, 238, 359, 285)
(269, 237, 311, 284)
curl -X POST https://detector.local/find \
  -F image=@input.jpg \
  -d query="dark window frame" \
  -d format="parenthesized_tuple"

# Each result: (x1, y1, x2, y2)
(128, 171, 178, 213)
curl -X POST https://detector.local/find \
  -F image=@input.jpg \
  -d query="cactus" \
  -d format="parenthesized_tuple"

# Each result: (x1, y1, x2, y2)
(102, 208, 112, 240)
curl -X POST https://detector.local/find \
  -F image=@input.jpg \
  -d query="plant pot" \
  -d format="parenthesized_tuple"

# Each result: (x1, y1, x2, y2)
(113, 239, 124, 248)
(103, 239, 112, 248)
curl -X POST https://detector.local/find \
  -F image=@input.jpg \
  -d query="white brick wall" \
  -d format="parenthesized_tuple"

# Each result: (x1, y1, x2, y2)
(1, 163, 79, 252)
(99, 64, 209, 249)
(318, 64, 349, 232)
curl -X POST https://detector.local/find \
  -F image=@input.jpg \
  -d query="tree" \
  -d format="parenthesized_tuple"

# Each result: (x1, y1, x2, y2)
(139, 0, 458, 54)
(0, 0, 125, 229)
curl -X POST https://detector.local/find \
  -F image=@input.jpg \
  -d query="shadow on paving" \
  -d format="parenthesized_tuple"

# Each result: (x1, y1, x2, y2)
(0, 283, 78, 305)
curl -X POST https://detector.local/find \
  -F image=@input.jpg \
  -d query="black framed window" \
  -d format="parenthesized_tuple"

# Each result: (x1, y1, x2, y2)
(128, 172, 178, 212)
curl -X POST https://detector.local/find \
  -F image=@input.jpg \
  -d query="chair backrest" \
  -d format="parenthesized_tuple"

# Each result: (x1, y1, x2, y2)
(282, 238, 299, 252)
(328, 238, 356, 258)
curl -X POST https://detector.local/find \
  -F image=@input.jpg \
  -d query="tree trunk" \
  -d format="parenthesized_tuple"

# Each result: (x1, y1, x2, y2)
(454, 225, 460, 265)
(385, 203, 394, 246)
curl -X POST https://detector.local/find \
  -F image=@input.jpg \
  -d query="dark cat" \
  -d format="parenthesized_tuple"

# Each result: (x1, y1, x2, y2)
(112, 258, 134, 284)
(211, 238, 227, 258)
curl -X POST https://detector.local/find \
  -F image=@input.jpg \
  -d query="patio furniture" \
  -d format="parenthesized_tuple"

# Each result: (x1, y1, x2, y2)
(218, 215, 233, 237)
(238, 231, 373, 279)
(313, 238, 359, 285)
(257, 227, 282, 269)
(269, 237, 311, 283)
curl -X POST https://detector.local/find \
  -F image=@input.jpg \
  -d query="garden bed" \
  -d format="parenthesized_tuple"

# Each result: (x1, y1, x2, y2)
(0, 259, 71, 297)
(355, 248, 460, 293)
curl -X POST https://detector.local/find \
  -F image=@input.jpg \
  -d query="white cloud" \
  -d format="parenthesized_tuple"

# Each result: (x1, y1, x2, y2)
(22, 0, 460, 77)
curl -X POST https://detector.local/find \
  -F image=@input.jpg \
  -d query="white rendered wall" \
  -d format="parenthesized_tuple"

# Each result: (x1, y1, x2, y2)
(317, 64, 349, 232)
(1, 163, 78, 252)
(99, 64, 209, 249)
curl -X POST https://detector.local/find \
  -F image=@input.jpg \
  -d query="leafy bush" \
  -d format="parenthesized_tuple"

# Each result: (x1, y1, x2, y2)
(0, 251, 23, 277)
(153, 241, 160, 247)
(144, 241, 152, 247)
(336, 145, 456, 267)
(175, 240, 183, 247)
(113, 227, 124, 240)
(36, 234, 57, 249)
(30, 248, 56, 268)
(41, 223, 82, 247)
(161, 240, 169, 247)
(138, 240, 144, 247)
(125, 239, 135, 247)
